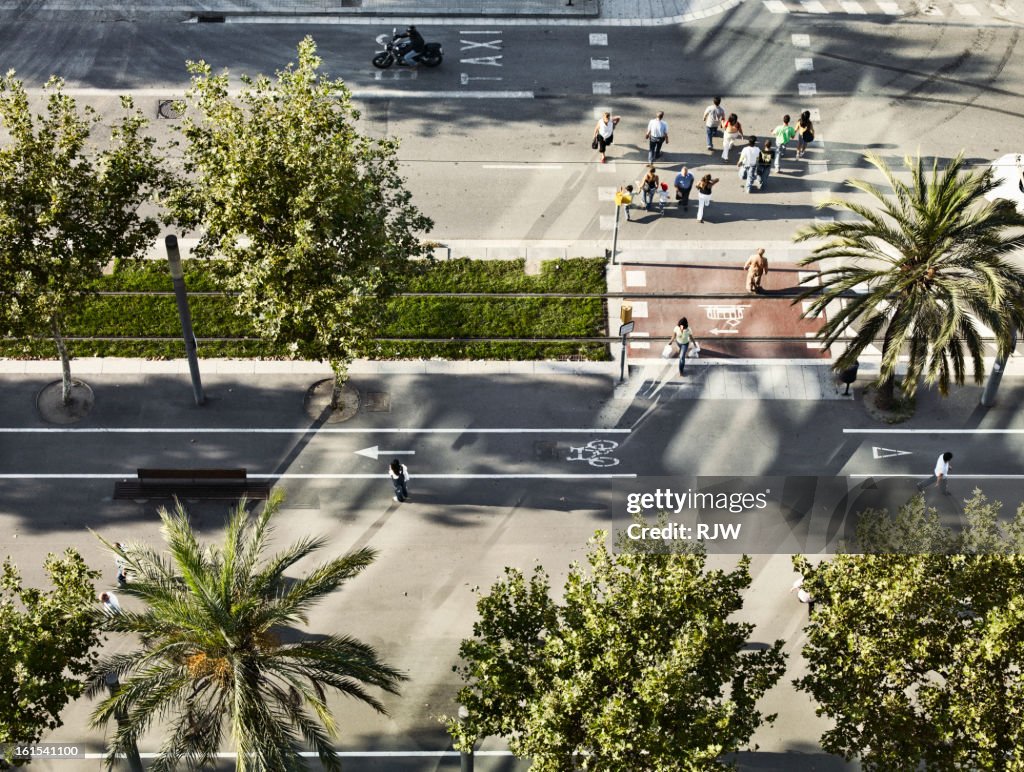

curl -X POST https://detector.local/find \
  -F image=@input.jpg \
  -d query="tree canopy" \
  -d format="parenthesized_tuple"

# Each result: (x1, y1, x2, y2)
(173, 37, 433, 403)
(796, 532, 1024, 769)
(448, 535, 786, 770)
(87, 493, 406, 772)
(0, 73, 167, 404)
(795, 153, 1024, 407)
(0, 550, 101, 767)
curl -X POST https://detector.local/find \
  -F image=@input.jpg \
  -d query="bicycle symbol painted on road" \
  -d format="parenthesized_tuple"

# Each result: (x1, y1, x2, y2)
(567, 439, 620, 468)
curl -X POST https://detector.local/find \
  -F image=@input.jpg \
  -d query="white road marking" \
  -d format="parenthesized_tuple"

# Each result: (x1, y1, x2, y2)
(629, 301, 649, 318)
(840, 0, 868, 11)
(53, 87, 535, 100)
(845, 428, 1024, 434)
(808, 108, 821, 120)
(592, 82, 612, 95)
(795, 58, 814, 71)
(872, 446, 912, 459)
(876, 1, 903, 12)
(764, 0, 790, 11)
(799, 82, 817, 95)
(0, 427, 631, 434)
(591, 58, 610, 70)
(599, 187, 617, 201)
(850, 474, 1024, 479)
(0, 473, 638, 480)
(791, 33, 811, 46)
(800, 0, 829, 11)
(354, 446, 415, 460)
(955, 2, 981, 12)
(80, 751, 516, 760)
(589, 33, 609, 45)
(599, 214, 616, 230)
(625, 270, 647, 287)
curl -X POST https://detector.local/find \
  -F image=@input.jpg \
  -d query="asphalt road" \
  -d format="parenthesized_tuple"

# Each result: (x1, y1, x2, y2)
(3, 368, 1024, 770)
(0, 8, 1020, 243)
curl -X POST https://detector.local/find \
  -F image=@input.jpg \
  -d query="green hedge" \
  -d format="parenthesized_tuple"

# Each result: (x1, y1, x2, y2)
(4, 258, 610, 362)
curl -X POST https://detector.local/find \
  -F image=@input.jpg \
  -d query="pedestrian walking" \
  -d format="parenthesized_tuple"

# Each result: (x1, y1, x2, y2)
(671, 318, 697, 376)
(645, 110, 669, 164)
(744, 248, 768, 293)
(721, 114, 744, 161)
(756, 139, 776, 189)
(100, 591, 122, 615)
(795, 111, 814, 159)
(592, 112, 620, 163)
(640, 166, 660, 210)
(695, 174, 719, 223)
(113, 542, 129, 586)
(658, 182, 670, 214)
(791, 577, 815, 617)
(615, 184, 635, 221)
(772, 114, 797, 171)
(737, 137, 760, 192)
(390, 458, 411, 502)
(917, 451, 953, 495)
(674, 166, 694, 211)
(702, 96, 725, 151)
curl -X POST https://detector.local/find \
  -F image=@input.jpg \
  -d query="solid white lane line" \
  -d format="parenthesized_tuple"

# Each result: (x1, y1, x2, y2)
(0, 427, 631, 434)
(0, 473, 638, 479)
(844, 429, 1024, 434)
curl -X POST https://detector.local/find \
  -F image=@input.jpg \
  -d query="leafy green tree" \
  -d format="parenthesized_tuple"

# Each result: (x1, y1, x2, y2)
(87, 492, 406, 772)
(1, 550, 101, 767)
(173, 38, 433, 407)
(0, 73, 166, 405)
(447, 535, 786, 771)
(854, 488, 1024, 554)
(795, 153, 1024, 408)
(795, 548, 1024, 770)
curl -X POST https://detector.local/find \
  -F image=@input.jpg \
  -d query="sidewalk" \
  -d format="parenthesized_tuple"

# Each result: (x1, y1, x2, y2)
(0, 0, 738, 25)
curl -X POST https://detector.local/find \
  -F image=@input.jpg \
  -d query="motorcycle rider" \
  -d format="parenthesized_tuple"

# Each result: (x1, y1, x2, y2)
(394, 25, 426, 66)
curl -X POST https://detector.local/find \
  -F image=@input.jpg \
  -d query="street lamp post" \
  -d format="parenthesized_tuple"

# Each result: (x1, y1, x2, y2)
(104, 673, 144, 772)
(981, 327, 1017, 407)
(164, 235, 206, 406)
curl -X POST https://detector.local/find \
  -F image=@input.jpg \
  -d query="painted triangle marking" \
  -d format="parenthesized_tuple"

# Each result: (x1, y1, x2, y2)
(872, 446, 912, 459)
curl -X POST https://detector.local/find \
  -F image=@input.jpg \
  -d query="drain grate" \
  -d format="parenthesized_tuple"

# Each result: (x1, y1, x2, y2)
(362, 392, 391, 412)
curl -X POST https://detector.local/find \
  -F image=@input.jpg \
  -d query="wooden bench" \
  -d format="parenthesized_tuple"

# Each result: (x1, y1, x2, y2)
(113, 468, 272, 501)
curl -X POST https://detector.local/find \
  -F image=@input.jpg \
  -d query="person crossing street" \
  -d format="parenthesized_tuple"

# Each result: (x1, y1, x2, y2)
(645, 111, 669, 164)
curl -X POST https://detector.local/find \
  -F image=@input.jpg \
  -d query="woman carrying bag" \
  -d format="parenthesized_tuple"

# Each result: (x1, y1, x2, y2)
(670, 317, 698, 376)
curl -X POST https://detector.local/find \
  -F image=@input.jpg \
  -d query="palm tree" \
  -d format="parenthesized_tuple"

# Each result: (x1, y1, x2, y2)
(87, 492, 406, 772)
(795, 152, 1024, 408)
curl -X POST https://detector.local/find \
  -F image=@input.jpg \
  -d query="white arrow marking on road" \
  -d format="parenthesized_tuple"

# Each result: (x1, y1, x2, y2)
(355, 446, 416, 460)
(872, 446, 912, 459)
(708, 328, 739, 335)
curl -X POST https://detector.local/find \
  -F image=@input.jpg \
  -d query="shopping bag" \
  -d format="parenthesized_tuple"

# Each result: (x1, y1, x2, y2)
(661, 343, 676, 359)
(688, 341, 701, 358)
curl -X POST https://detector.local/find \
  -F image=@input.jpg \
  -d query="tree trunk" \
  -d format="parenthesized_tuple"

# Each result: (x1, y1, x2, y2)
(329, 360, 349, 410)
(874, 375, 896, 410)
(50, 316, 73, 407)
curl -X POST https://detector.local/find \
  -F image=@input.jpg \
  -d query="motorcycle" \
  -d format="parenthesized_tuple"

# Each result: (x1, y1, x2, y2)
(372, 28, 443, 69)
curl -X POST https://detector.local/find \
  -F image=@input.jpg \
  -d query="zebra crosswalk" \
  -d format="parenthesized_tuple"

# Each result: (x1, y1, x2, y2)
(762, 0, 1018, 16)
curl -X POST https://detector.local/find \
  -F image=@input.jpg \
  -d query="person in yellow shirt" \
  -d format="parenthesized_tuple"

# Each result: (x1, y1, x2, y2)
(615, 185, 634, 221)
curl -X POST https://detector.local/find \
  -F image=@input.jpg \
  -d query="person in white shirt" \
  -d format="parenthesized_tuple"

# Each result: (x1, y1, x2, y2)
(645, 110, 669, 164)
(100, 591, 122, 614)
(917, 451, 953, 495)
(736, 137, 761, 193)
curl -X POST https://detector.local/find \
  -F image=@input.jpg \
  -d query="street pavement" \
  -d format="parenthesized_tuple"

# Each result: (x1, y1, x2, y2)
(1, 0, 1024, 768)
(4, 364, 1024, 770)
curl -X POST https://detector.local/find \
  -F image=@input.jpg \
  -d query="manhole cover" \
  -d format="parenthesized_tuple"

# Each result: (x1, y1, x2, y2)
(534, 441, 559, 460)
(157, 99, 184, 120)
(362, 392, 391, 412)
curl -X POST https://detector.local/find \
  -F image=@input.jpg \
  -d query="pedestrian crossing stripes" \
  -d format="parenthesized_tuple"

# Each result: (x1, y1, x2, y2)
(763, 0, 1017, 14)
